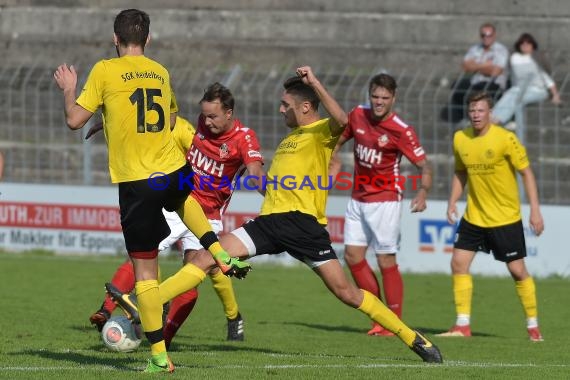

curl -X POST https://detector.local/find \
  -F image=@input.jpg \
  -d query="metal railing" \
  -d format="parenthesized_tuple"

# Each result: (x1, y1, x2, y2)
(1, 63, 569, 204)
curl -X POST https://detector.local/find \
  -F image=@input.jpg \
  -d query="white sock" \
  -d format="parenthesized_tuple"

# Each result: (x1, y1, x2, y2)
(527, 317, 538, 329)
(456, 314, 470, 326)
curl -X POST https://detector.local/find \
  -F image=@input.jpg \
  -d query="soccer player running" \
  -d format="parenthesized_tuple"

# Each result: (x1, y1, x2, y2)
(53, 9, 246, 373)
(329, 73, 432, 336)
(438, 91, 545, 341)
(99, 84, 265, 347)
(111, 66, 443, 363)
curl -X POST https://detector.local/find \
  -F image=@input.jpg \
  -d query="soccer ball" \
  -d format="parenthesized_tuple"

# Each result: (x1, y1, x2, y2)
(101, 315, 142, 352)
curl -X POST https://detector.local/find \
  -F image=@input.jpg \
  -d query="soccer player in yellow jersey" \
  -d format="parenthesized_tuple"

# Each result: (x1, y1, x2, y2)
(123, 66, 442, 363)
(439, 91, 545, 341)
(53, 9, 247, 373)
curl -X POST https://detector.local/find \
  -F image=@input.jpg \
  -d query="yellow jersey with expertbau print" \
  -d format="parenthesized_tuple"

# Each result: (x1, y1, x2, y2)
(453, 124, 529, 227)
(260, 118, 340, 225)
(172, 116, 196, 155)
(77, 55, 184, 183)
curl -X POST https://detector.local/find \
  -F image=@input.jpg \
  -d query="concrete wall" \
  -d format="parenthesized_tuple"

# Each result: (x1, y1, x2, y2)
(3, 0, 570, 17)
(1, 4, 569, 70)
(1, 2, 568, 204)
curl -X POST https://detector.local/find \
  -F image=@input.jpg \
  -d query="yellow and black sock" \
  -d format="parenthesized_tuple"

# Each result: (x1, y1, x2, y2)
(135, 280, 165, 356)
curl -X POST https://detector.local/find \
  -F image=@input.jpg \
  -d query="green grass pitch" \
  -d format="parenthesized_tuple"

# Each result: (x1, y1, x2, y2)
(0, 252, 569, 379)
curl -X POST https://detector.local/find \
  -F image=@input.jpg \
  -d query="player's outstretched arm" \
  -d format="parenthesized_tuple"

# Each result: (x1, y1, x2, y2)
(329, 135, 349, 183)
(296, 66, 348, 136)
(245, 161, 266, 196)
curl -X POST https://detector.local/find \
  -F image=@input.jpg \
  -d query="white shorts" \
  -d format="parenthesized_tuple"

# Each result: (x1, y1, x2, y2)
(344, 199, 402, 254)
(158, 209, 223, 252)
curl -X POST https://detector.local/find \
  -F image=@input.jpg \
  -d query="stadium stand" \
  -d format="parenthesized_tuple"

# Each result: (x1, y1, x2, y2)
(1, 1, 569, 202)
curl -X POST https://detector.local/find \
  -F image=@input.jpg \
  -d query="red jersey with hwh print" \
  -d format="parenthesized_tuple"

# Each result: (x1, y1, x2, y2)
(343, 105, 426, 202)
(186, 115, 263, 219)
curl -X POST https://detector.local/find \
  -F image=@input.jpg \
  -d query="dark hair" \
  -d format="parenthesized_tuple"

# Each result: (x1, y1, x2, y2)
(200, 82, 234, 111)
(283, 76, 319, 110)
(114, 9, 150, 47)
(514, 33, 538, 53)
(467, 91, 493, 108)
(368, 73, 397, 96)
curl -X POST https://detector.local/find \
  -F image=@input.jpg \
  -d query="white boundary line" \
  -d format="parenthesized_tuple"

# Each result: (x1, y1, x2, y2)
(4, 349, 569, 371)
(2, 362, 570, 371)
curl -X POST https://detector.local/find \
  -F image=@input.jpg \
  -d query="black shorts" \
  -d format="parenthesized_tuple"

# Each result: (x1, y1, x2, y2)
(239, 211, 338, 266)
(454, 218, 527, 263)
(119, 164, 193, 253)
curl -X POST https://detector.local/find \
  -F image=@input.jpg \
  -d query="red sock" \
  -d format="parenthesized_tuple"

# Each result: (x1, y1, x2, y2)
(348, 259, 381, 300)
(102, 260, 135, 313)
(381, 264, 403, 318)
(163, 288, 199, 348)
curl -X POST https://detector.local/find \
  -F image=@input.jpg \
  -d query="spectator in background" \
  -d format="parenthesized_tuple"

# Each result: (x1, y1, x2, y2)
(0, 151, 4, 180)
(492, 33, 561, 144)
(441, 23, 509, 124)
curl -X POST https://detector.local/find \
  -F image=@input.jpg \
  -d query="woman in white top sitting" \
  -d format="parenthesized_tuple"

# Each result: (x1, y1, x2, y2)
(492, 33, 561, 143)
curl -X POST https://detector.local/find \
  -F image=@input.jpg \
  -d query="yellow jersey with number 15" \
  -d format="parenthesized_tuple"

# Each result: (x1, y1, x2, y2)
(77, 55, 184, 183)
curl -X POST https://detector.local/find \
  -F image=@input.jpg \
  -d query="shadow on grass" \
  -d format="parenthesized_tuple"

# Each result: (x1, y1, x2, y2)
(168, 343, 395, 362)
(281, 321, 363, 334)
(167, 343, 288, 355)
(13, 349, 139, 371)
(281, 322, 497, 338)
(421, 327, 496, 338)
(69, 325, 98, 333)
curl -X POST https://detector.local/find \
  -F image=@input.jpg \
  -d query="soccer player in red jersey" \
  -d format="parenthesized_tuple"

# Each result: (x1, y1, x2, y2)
(91, 83, 264, 347)
(330, 73, 432, 336)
